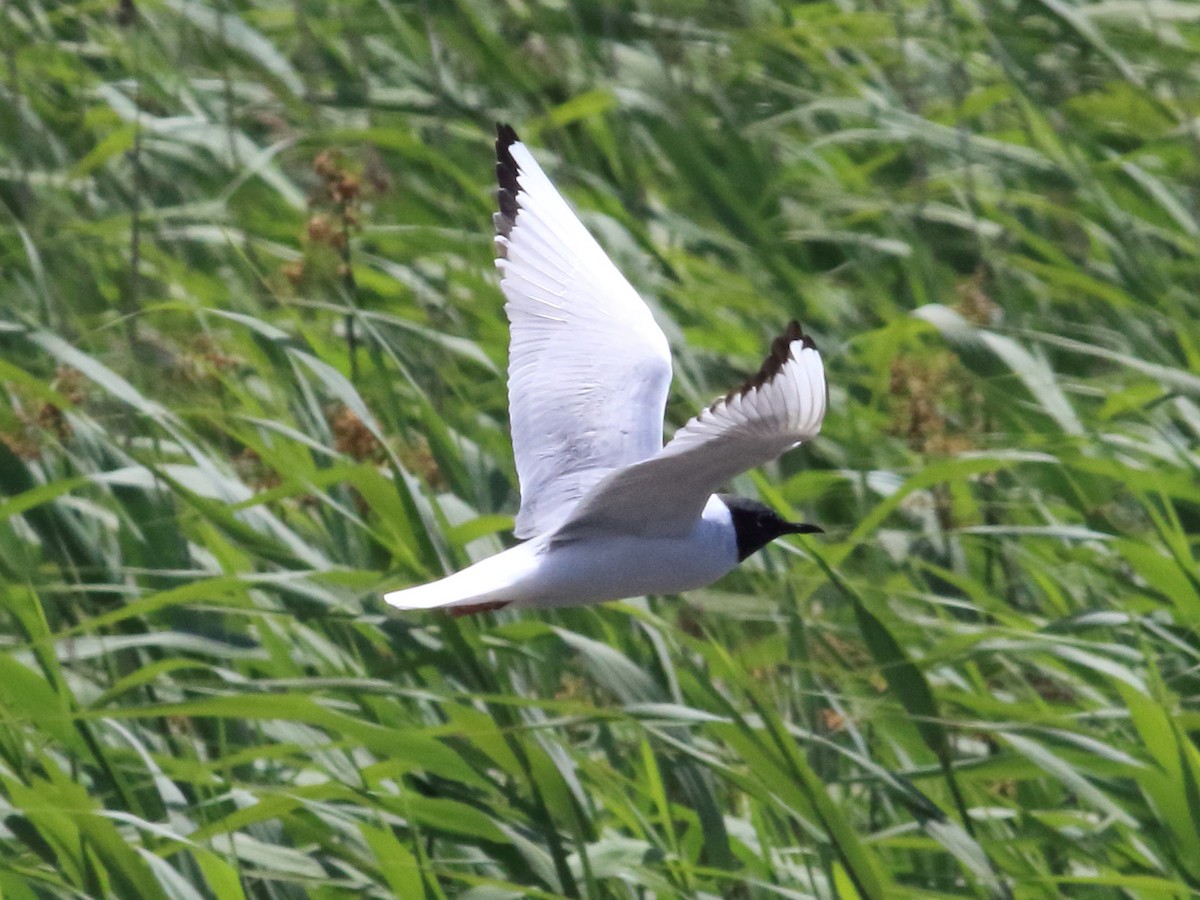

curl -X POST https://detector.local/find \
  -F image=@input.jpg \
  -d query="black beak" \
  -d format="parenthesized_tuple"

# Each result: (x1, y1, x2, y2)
(785, 522, 824, 535)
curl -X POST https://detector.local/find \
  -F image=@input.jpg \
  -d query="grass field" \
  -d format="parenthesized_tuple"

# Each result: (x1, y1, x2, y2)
(2, 1, 1200, 897)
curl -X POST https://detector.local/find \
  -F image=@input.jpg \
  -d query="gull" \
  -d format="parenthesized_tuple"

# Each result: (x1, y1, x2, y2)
(385, 124, 826, 615)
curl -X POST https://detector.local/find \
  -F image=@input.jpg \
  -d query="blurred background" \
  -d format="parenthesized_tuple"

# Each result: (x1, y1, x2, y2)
(2, 1, 1199, 896)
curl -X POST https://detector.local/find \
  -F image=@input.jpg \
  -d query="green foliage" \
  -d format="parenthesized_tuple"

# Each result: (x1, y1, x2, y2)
(1, 0, 1199, 896)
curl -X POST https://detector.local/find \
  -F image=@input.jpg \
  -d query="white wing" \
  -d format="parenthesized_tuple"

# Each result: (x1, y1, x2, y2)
(551, 322, 826, 541)
(494, 125, 672, 539)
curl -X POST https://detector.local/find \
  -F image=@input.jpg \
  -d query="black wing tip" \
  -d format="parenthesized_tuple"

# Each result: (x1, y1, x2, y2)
(724, 320, 816, 403)
(495, 123, 522, 237)
(496, 122, 520, 147)
(780, 319, 817, 352)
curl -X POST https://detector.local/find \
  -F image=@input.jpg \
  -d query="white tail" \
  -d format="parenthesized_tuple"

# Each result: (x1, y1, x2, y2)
(383, 577, 470, 611)
(384, 543, 538, 612)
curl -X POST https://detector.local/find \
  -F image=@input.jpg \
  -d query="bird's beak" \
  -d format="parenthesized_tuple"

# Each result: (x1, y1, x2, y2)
(785, 522, 824, 535)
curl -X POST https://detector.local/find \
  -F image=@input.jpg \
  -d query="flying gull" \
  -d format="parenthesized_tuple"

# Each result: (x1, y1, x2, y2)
(385, 125, 826, 615)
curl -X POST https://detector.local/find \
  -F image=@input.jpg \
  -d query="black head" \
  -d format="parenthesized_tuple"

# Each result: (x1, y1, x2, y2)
(720, 494, 823, 562)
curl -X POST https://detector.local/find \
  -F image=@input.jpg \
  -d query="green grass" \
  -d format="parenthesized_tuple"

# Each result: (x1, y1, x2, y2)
(2, 0, 1200, 896)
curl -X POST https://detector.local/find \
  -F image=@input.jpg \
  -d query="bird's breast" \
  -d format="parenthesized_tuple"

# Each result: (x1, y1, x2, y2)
(520, 497, 739, 608)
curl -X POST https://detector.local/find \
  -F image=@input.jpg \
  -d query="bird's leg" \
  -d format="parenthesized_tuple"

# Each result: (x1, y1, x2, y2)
(447, 600, 512, 618)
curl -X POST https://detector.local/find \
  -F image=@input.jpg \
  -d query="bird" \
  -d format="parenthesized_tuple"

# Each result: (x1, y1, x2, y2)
(384, 124, 827, 616)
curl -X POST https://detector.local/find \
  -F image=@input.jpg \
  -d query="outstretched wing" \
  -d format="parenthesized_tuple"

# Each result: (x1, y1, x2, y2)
(550, 322, 826, 541)
(494, 124, 673, 539)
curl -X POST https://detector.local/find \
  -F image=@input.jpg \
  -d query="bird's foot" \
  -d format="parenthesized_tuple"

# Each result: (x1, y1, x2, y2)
(447, 601, 512, 617)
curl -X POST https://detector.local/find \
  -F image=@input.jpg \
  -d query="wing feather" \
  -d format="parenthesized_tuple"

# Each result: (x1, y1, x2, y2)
(551, 322, 826, 541)
(494, 125, 673, 539)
